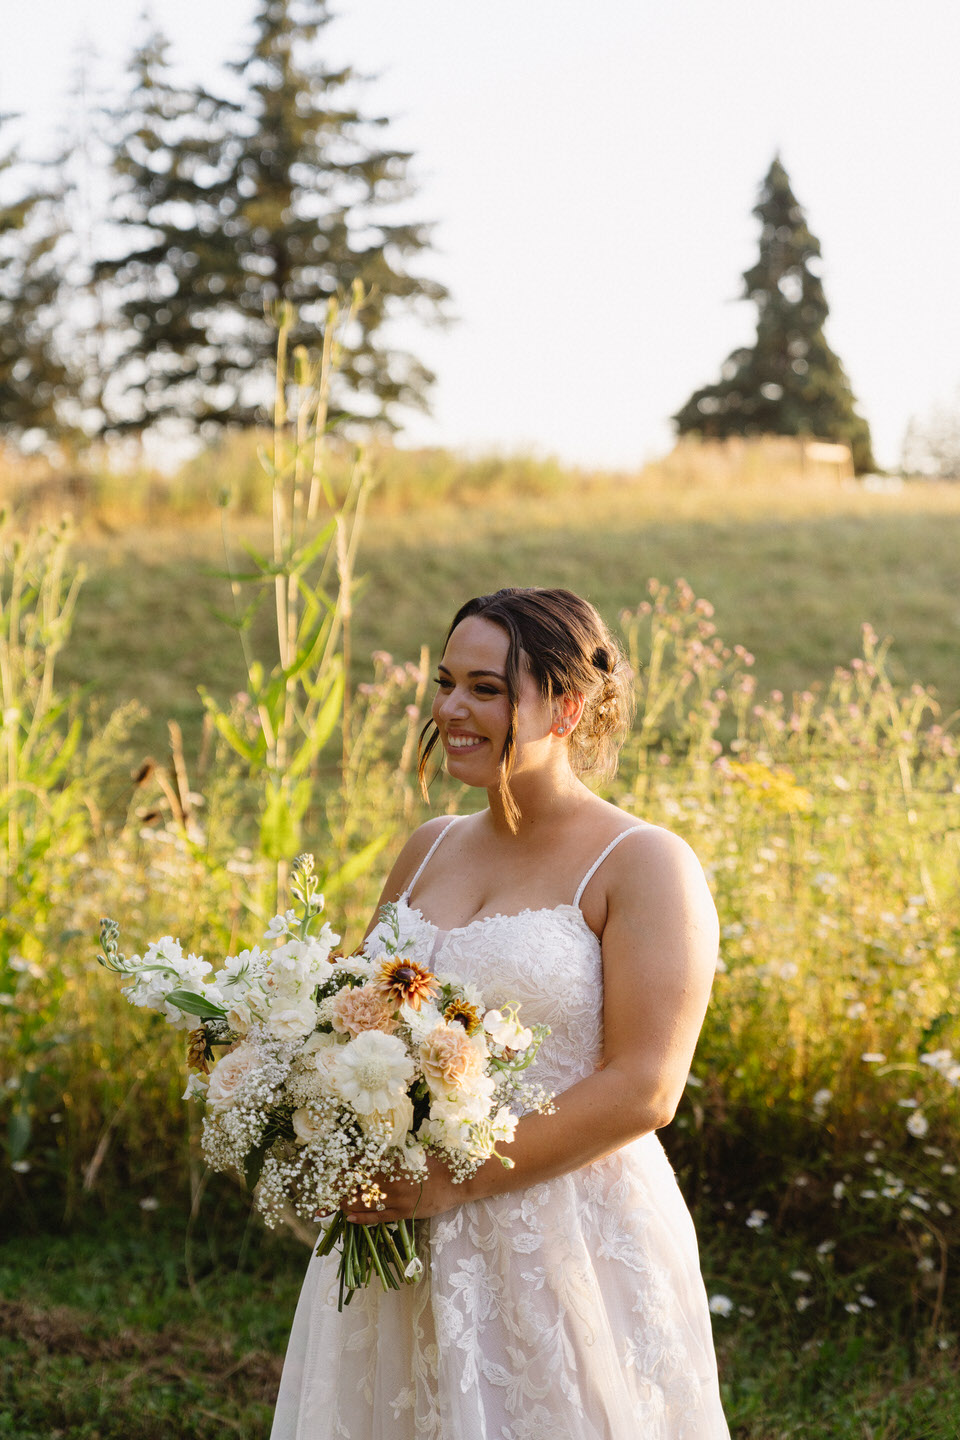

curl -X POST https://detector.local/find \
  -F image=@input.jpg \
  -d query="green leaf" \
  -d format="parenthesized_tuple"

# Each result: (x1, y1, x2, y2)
(244, 1140, 269, 1191)
(288, 669, 344, 778)
(322, 833, 392, 897)
(8, 1106, 31, 1163)
(198, 688, 261, 764)
(260, 785, 299, 861)
(164, 989, 227, 1020)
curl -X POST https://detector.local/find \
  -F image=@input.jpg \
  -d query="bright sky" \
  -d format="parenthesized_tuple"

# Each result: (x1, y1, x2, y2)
(3, 0, 959, 469)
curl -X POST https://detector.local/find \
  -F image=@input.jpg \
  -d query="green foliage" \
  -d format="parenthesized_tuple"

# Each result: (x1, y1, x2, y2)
(674, 155, 877, 472)
(0, 124, 71, 439)
(97, 1, 448, 436)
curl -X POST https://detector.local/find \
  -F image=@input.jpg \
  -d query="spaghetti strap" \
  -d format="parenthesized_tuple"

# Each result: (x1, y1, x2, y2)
(573, 824, 647, 908)
(401, 816, 462, 902)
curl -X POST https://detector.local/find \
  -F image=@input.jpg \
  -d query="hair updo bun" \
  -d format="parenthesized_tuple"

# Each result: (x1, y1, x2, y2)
(418, 586, 635, 831)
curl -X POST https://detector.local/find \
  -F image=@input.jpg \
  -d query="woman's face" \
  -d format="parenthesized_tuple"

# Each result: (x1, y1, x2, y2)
(431, 616, 553, 787)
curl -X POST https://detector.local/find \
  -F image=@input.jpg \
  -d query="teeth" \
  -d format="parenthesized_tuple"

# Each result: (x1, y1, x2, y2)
(448, 735, 483, 749)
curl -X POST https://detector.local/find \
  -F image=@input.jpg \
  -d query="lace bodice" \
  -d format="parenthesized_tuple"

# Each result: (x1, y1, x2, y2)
(370, 899, 604, 1094)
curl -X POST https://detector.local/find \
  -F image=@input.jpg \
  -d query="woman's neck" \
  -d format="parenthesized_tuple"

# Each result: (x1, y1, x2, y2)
(483, 764, 592, 840)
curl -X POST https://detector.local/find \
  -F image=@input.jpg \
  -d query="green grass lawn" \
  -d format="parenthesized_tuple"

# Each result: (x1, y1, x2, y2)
(2, 1192, 957, 1439)
(64, 479, 960, 759)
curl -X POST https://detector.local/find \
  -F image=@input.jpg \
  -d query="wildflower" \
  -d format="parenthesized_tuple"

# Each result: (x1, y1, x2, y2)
(789, 1270, 811, 1283)
(795, 1296, 813, 1312)
(374, 955, 439, 1011)
(812, 1089, 832, 1114)
(139, 1196, 160, 1212)
(861, 1053, 886, 1064)
(708, 1295, 734, 1317)
(746, 1209, 768, 1230)
(333, 1030, 414, 1114)
(906, 1111, 929, 1139)
(444, 997, 483, 1035)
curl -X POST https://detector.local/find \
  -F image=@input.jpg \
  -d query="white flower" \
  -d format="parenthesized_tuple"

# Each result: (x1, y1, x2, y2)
(812, 1088, 832, 1113)
(333, 1030, 414, 1114)
(483, 1008, 533, 1051)
(357, 1093, 415, 1148)
(746, 1209, 768, 1230)
(490, 1106, 518, 1144)
(861, 1053, 886, 1064)
(789, 1270, 811, 1283)
(182, 1073, 208, 1102)
(400, 999, 443, 1045)
(264, 910, 297, 939)
(226, 999, 254, 1035)
(708, 1294, 734, 1317)
(906, 1111, 929, 1139)
(291, 1105, 327, 1145)
(206, 1043, 259, 1110)
(216, 947, 268, 994)
(263, 996, 318, 1040)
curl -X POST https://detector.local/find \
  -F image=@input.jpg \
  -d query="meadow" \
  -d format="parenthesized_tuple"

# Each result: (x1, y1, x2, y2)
(2, 412, 959, 1437)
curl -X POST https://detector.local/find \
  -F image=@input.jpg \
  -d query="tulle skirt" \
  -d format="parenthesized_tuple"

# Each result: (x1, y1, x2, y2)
(270, 1132, 729, 1440)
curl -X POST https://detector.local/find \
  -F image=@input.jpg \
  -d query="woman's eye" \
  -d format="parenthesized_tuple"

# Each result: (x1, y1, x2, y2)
(474, 686, 499, 696)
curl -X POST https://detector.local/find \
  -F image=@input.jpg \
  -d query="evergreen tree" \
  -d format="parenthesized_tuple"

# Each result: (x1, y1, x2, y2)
(674, 156, 875, 472)
(0, 121, 71, 441)
(102, 2, 448, 434)
(94, 26, 242, 431)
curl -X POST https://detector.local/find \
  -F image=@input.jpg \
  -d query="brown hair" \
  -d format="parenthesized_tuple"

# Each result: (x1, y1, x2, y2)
(418, 587, 634, 830)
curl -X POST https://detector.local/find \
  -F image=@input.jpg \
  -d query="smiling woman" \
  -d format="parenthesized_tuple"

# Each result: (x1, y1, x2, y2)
(271, 586, 729, 1440)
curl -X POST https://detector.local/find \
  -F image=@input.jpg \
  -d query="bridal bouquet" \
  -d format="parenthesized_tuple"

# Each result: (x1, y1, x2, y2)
(97, 854, 553, 1306)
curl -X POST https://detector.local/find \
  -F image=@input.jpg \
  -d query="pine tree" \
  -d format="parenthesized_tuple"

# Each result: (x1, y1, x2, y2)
(102, 2, 448, 434)
(0, 121, 71, 442)
(94, 26, 241, 431)
(674, 156, 875, 473)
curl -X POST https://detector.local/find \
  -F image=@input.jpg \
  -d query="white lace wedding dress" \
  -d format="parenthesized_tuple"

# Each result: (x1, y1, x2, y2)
(271, 821, 729, 1439)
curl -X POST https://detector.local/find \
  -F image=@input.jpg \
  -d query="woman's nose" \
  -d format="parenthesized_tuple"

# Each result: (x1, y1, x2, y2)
(437, 686, 466, 719)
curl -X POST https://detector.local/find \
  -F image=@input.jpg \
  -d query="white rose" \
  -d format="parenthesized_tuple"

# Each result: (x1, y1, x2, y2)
(206, 1043, 259, 1110)
(358, 1093, 415, 1148)
(264, 997, 318, 1040)
(226, 999, 253, 1035)
(291, 1105, 327, 1145)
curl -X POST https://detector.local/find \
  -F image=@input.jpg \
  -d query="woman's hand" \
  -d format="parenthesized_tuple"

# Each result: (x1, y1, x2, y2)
(343, 1153, 461, 1225)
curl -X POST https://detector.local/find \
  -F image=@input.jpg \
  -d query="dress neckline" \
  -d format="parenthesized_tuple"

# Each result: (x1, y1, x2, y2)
(396, 895, 600, 947)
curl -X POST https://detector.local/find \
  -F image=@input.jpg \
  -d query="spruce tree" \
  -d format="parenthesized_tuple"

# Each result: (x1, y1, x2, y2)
(94, 26, 241, 431)
(0, 122, 71, 441)
(674, 156, 875, 472)
(102, 2, 448, 434)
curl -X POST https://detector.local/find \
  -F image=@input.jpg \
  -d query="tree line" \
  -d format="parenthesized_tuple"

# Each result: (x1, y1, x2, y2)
(0, 0, 448, 451)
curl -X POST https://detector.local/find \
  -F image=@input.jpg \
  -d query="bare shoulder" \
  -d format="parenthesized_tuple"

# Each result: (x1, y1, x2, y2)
(602, 819, 718, 945)
(380, 815, 458, 902)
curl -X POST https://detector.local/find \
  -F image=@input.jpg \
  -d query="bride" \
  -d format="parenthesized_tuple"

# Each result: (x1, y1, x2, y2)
(271, 586, 730, 1439)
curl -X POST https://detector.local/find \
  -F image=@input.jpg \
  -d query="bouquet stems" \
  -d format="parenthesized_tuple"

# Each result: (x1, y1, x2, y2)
(316, 1211, 423, 1310)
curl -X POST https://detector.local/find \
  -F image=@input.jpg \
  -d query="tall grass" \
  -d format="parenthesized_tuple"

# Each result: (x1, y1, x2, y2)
(0, 423, 957, 1370)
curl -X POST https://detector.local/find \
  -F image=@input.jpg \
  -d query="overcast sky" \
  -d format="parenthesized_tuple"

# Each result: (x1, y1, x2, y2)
(3, 0, 959, 468)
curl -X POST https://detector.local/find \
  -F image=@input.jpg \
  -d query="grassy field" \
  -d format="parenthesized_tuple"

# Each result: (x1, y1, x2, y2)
(59, 464, 960, 758)
(5, 442, 960, 1437)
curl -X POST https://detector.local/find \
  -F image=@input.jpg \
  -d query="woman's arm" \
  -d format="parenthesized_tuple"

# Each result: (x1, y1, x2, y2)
(347, 824, 719, 1222)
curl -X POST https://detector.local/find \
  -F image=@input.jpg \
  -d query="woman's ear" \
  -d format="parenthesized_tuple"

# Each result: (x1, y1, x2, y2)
(552, 693, 585, 736)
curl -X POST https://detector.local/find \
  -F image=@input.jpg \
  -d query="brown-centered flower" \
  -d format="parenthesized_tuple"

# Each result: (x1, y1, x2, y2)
(444, 997, 482, 1035)
(374, 954, 439, 1010)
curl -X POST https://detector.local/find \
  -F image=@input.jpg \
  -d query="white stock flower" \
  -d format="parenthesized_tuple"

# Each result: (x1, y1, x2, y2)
(216, 947, 268, 994)
(206, 1043, 259, 1110)
(264, 910, 297, 939)
(708, 1294, 734, 1317)
(333, 1030, 414, 1114)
